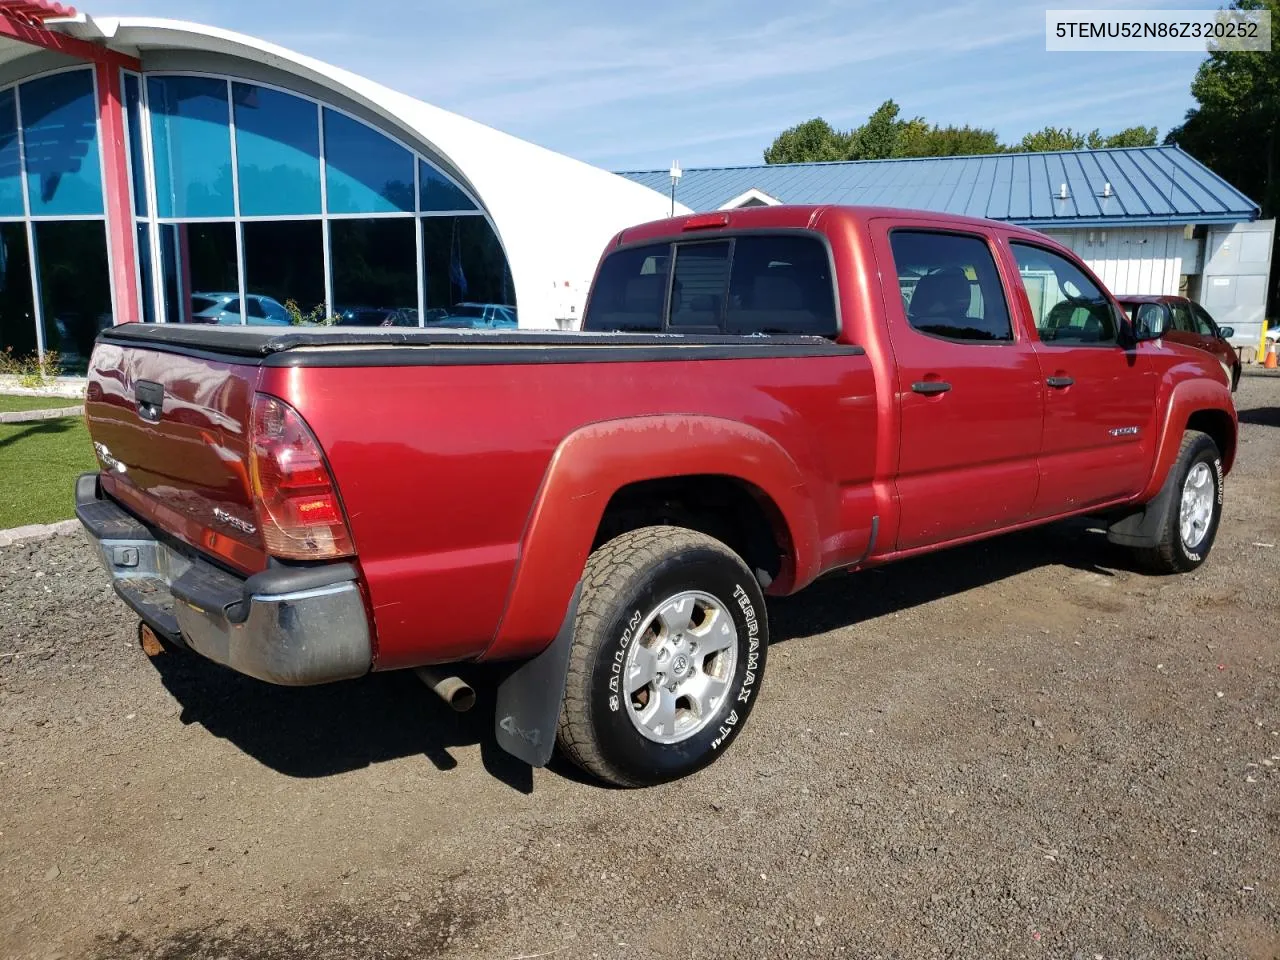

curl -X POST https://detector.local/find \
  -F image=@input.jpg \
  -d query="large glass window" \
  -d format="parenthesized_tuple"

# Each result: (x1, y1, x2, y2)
(233, 83, 321, 216)
(123, 73, 146, 217)
(159, 222, 238, 324)
(331, 218, 417, 325)
(0, 224, 36, 356)
(136, 223, 155, 324)
(34, 221, 111, 373)
(323, 108, 414, 214)
(0, 89, 23, 216)
(419, 159, 476, 212)
(421, 216, 513, 318)
(21, 71, 103, 216)
(148, 76, 233, 218)
(243, 220, 325, 319)
(130, 73, 512, 330)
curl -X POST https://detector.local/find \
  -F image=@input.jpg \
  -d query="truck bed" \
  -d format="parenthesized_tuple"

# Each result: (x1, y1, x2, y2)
(96, 323, 861, 365)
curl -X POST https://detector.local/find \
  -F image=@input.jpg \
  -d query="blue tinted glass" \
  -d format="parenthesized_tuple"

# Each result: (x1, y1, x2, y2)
(0, 88, 22, 216)
(419, 159, 476, 211)
(21, 70, 103, 216)
(233, 83, 321, 216)
(147, 76, 233, 218)
(137, 223, 155, 323)
(323, 109, 413, 213)
(124, 73, 146, 216)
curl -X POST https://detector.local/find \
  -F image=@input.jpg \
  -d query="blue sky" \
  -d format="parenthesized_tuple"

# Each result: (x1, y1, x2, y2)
(110, 0, 1210, 170)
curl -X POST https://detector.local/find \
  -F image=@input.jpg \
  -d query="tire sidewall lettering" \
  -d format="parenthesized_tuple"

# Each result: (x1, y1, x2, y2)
(1176, 446, 1222, 566)
(590, 551, 768, 783)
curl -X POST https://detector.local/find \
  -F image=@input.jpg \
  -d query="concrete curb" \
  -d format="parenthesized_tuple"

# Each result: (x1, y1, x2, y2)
(0, 519, 80, 548)
(0, 405, 84, 424)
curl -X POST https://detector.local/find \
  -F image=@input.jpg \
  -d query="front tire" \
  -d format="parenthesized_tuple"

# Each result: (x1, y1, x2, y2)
(556, 526, 768, 787)
(1134, 429, 1223, 574)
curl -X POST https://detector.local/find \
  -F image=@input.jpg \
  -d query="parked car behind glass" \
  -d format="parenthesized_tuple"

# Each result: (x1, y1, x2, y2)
(189, 292, 292, 326)
(1117, 295, 1241, 392)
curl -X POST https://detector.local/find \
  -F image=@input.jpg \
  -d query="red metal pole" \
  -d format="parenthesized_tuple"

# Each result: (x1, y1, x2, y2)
(95, 60, 138, 324)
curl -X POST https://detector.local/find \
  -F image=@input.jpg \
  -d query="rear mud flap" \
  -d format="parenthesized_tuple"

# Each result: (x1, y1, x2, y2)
(494, 582, 582, 767)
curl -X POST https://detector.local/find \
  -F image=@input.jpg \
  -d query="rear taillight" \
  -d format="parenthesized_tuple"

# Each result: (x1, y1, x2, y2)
(249, 393, 355, 560)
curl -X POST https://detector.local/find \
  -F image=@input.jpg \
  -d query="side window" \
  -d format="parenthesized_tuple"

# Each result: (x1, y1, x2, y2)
(1010, 243, 1117, 345)
(1190, 303, 1218, 337)
(224, 298, 242, 316)
(725, 235, 837, 336)
(581, 243, 670, 332)
(889, 230, 1013, 342)
(245, 297, 267, 320)
(1169, 301, 1195, 333)
(670, 241, 731, 330)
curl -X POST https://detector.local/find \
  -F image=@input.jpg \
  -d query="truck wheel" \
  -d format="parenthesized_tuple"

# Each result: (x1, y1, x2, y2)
(556, 526, 767, 787)
(1135, 430, 1223, 574)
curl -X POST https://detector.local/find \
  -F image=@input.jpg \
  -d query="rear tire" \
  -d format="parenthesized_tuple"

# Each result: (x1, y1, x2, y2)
(556, 526, 768, 787)
(1133, 429, 1223, 574)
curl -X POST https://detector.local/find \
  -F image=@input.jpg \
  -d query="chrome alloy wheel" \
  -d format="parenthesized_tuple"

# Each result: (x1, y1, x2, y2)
(622, 590, 738, 744)
(1180, 462, 1215, 551)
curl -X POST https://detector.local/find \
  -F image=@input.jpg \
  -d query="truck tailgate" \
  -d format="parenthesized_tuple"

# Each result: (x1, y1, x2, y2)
(85, 339, 268, 573)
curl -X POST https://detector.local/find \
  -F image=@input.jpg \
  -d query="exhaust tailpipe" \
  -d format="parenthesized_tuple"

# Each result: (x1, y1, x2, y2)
(414, 667, 476, 712)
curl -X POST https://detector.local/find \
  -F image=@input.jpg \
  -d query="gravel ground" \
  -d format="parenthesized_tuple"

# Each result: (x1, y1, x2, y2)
(3, 378, 1280, 960)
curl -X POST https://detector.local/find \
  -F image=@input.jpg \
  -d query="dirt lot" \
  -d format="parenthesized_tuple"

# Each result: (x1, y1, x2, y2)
(3, 377, 1280, 960)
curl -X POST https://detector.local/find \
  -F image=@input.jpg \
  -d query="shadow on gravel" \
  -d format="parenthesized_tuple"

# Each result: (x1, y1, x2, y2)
(147, 654, 535, 793)
(767, 518, 1133, 643)
(1237, 406, 1280, 427)
(144, 520, 1132, 791)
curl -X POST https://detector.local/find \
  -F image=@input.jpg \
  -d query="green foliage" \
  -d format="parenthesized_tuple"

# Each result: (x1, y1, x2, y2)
(1165, 0, 1279, 219)
(1100, 125, 1159, 148)
(0, 347, 64, 388)
(764, 103, 1159, 163)
(898, 123, 1004, 158)
(284, 299, 339, 326)
(762, 118, 850, 164)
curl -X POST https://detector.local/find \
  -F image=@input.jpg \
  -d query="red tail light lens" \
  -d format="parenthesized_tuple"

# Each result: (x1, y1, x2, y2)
(249, 393, 355, 560)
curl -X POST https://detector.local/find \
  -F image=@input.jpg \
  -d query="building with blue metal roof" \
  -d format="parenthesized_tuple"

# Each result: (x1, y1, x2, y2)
(619, 145, 1273, 345)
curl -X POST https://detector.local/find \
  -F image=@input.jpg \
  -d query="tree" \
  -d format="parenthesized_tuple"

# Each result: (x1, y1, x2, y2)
(1018, 126, 1088, 152)
(763, 107, 1159, 163)
(762, 118, 849, 164)
(1165, 0, 1279, 219)
(899, 123, 1003, 157)
(848, 100, 907, 160)
(1165, 0, 1279, 310)
(1101, 125, 1159, 148)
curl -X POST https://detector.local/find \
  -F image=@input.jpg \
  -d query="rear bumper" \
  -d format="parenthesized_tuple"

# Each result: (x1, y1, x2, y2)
(75, 473, 372, 685)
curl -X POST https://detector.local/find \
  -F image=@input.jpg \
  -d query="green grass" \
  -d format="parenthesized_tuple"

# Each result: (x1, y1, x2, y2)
(0, 393, 82, 413)
(0, 417, 96, 528)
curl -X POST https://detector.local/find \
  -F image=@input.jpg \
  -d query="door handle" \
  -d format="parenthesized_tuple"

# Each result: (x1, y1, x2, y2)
(911, 380, 952, 395)
(1045, 376, 1074, 389)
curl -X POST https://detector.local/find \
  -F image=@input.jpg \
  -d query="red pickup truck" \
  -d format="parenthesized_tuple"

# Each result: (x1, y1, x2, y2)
(77, 205, 1236, 787)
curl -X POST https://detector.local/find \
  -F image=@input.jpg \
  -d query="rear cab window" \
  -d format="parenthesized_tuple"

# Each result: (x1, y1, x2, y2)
(583, 233, 838, 337)
(888, 230, 1013, 343)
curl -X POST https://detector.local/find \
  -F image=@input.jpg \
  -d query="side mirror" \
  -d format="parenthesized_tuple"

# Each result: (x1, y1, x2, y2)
(1132, 303, 1166, 341)
(1219, 326, 1235, 340)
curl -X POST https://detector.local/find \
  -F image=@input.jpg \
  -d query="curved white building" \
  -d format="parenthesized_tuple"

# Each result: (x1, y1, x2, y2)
(0, 3, 682, 369)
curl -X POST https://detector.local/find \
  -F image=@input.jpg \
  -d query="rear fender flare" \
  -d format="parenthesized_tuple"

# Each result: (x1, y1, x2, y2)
(482, 415, 819, 661)
(1139, 377, 1237, 503)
